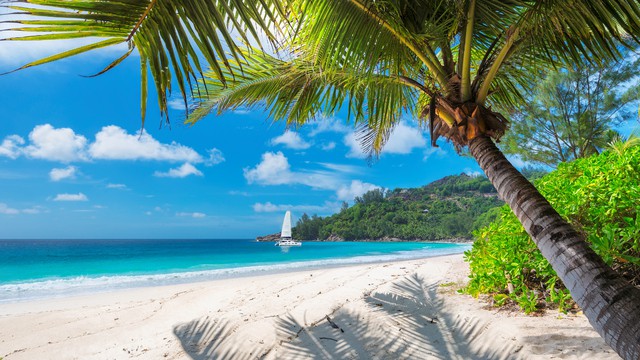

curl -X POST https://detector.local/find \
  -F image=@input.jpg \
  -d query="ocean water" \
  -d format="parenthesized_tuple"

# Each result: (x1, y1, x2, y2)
(0, 239, 470, 303)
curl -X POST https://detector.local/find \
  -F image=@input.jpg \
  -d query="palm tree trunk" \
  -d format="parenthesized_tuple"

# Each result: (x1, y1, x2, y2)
(468, 135, 640, 360)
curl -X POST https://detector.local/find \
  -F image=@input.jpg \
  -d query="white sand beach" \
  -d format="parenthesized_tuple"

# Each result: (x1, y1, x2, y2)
(0, 254, 619, 359)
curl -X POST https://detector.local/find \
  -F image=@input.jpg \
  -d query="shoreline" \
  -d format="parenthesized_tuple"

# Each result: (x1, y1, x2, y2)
(0, 253, 618, 359)
(0, 243, 471, 304)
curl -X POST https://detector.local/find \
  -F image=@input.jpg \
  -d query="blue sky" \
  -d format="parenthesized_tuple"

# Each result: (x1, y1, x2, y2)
(4, 30, 636, 239)
(0, 37, 488, 239)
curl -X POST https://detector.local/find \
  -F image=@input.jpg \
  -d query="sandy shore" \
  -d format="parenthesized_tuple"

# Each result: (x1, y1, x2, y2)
(0, 254, 619, 359)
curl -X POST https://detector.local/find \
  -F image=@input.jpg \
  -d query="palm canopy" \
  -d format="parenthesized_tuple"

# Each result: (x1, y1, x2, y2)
(188, 0, 640, 154)
(5, 0, 640, 146)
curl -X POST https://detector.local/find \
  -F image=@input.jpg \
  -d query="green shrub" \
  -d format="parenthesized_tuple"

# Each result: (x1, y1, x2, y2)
(465, 140, 640, 313)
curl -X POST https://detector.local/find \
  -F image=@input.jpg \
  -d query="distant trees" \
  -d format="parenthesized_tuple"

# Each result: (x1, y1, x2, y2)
(354, 188, 385, 205)
(292, 174, 502, 241)
(292, 213, 323, 240)
(500, 57, 640, 167)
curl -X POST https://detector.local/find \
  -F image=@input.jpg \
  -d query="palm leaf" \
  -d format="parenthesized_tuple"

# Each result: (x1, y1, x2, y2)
(3, 0, 289, 125)
(188, 47, 418, 155)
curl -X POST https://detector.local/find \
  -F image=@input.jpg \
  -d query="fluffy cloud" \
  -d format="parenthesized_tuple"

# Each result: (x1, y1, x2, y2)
(245, 152, 379, 201)
(244, 152, 342, 190)
(345, 122, 426, 158)
(337, 180, 381, 201)
(1, 125, 225, 181)
(0, 135, 25, 159)
(49, 166, 77, 181)
(270, 131, 311, 150)
(176, 212, 206, 218)
(0, 203, 19, 215)
(0, 203, 43, 215)
(383, 122, 427, 154)
(25, 124, 88, 162)
(344, 133, 368, 159)
(89, 126, 201, 162)
(54, 193, 88, 202)
(244, 151, 293, 185)
(205, 148, 225, 166)
(154, 163, 203, 178)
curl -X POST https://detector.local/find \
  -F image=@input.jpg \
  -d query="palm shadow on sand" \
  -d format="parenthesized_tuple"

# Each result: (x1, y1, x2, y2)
(173, 274, 606, 359)
(275, 274, 526, 359)
(173, 317, 267, 360)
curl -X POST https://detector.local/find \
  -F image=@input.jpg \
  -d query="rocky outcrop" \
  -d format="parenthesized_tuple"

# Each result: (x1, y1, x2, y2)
(256, 233, 280, 242)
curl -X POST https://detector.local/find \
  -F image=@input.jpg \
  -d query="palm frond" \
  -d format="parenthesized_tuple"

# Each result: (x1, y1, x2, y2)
(473, 0, 640, 104)
(188, 47, 418, 155)
(2, 0, 289, 125)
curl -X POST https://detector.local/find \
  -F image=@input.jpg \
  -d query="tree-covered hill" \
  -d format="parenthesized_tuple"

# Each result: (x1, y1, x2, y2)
(289, 173, 504, 241)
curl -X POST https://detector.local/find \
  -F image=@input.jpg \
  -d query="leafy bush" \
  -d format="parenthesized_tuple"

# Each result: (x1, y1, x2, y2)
(465, 139, 640, 313)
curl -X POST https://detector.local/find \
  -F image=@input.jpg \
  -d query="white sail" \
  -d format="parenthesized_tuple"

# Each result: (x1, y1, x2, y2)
(281, 211, 292, 238)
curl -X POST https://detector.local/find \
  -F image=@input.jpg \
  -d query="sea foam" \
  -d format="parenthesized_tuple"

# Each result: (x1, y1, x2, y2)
(0, 243, 469, 303)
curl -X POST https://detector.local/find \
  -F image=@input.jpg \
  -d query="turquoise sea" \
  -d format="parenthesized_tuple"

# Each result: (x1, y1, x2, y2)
(0, 239, 469, 303)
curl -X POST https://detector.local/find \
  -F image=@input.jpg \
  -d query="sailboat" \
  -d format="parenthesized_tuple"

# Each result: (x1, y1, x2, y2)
(275, 211, 301, 246)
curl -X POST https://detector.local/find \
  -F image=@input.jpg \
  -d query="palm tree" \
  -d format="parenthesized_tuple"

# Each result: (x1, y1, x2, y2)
(4, 1, 640, 358)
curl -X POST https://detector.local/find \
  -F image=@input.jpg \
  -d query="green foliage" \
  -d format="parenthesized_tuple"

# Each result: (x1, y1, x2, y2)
(292, 173, 503, 241)
(465, 141, 640, 313)
(500, 57, 640, 167)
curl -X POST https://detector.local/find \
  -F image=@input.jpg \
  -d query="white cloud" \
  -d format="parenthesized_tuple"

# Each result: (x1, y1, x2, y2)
(344, 132, 368, 159)
(337, 180, 381, 202)
(321, 142, 336, 151)
(345, 122, 426, 158)
(318, 162, 362, 174)
(205, 148, 225, 166)
(0, 203, 19, 215)
(464, 168, 482, 177)
(89, 126, 201, 162)
(176, 212, 206, 218)
(107, 183, 128, 190)
(244, 152, 378, 199)
(309, 118, 351, 136)
(253, 201, 339, 213)
(167, 99, 188, 111)
(0, 203, 43, 215)
(423, 146, 447, 161)
(54, 193, 88, 202)
(49, 166, 77, 181)
(244, 152, 341, 190)
(384, 122, 427, 154)
(25, 124, 88, 162)
(22, 207, 43, 215)
(0, 135, 25, 159)
(270, 131, 311, 150)
(252, 202, 281, 212)
(154, 163, 203, 178)
(244, 151, 293, 185)
(1, 125, 222, 176)
(229, 190, 250, 196)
